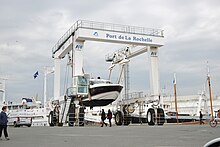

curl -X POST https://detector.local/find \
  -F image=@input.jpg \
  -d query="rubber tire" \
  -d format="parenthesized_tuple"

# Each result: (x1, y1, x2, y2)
(147, 108, 155, 126)
(122, 105, 131, 126)
(79, 107, 85, 126)
(115, 111, 123, 126)
(14, 122, 18, 127)
(27, 125, 31, 127)
(58, 123, 63, 127)
(209, 119, 217, 127)
(49, 111, 54, 127)
(123, 115, 131, 126)
(157, 108, 165, 126)
(68, 103, 75, 127)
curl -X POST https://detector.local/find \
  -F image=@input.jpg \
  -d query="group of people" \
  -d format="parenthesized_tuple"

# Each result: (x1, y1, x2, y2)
(101, 109, 112, 127)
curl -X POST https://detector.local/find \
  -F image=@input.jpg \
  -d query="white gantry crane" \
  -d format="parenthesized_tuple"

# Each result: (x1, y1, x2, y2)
(105, 45, 165, 126)
(49, 20, 164, 126)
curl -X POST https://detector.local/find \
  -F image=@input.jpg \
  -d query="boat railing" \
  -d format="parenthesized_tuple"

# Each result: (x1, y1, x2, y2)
(123, 91, 153, 100)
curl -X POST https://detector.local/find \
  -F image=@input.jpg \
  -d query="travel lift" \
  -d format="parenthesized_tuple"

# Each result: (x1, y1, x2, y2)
(106, 45, 165, 126)
(48, 20, 164, 126)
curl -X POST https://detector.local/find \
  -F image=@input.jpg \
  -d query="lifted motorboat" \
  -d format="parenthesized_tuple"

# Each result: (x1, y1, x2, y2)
(83, 78, 123, 107)
(66, 76, 123, 107)
(49, 76, 123, 126)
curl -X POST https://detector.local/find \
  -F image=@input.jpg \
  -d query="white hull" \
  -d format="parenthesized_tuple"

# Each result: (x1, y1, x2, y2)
(84, 91, 120, 102)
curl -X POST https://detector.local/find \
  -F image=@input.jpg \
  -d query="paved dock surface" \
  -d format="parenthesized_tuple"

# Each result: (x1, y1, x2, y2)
(0, 124, 219, 147)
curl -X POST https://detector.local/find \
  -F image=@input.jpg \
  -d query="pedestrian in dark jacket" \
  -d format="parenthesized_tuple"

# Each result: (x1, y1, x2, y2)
(0, 106, 10, 140)
(101, 109, 107, 127)
(199, 111, 204, 125)
(107, 109, 112, 127)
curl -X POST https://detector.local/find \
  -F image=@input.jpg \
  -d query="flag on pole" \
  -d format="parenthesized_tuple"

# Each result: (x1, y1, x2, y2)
(173, 73, 177, 84)
(33, 71, 39, 79)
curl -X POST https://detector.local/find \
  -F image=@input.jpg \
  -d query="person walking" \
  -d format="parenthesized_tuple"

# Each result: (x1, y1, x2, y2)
(217, 109, 220, 118)
(0, 106, 10, 140)
(107, 109, 112, 127)
(199, 111, 204, 125)
(101, 109, 107, 127)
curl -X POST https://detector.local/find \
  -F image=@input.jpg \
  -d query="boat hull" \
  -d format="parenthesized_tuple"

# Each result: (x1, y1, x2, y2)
(82, 84, 123, 107)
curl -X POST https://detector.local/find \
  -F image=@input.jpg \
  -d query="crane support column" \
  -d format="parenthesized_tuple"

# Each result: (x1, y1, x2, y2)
(72, 40, 84, 77)
(54, 57, 61, 100)
(148, 46, 160, 104)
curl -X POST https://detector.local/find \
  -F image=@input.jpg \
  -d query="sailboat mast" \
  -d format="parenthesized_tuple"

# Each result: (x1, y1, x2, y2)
(207, 63, 214, 119)
(173, 73, 179, 123)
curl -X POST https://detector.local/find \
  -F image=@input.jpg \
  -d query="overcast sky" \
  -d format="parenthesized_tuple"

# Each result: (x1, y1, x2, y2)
(0, 0, 220, 103)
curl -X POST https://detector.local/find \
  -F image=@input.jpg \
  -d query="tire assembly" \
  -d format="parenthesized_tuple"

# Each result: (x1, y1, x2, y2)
(123, 114, 131, 126)
(115, 111, 123, 126)
(147, 108, 165, 126)
(79, 107, 85, 126)
(157, 108, 165, 125)
(147, 108, 156, 126)
(48, 111, 55, 127)
(58, 123, 63, 127)
(123, 105, 131, 126)
(68, 103, 75, 126)
(115, 110, 131, 126)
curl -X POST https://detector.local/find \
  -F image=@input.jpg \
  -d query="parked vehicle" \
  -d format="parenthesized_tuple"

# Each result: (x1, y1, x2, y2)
(8, 116, 32, 127)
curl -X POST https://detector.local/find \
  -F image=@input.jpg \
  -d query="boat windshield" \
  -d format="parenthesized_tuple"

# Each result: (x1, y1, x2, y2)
(89, 79, 112, 85)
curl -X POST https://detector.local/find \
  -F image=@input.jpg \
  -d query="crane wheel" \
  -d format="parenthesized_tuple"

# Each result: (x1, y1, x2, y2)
(123, 115, 131, 126)
(115, 111, 123, 126)
(49, 111, 54, 127)
(79, 107, 85, 126)
(157, 108, 165, 125)
(147, 108, 155, 126)
(58, 123, 63, 127)
(123, 110, 131, 126)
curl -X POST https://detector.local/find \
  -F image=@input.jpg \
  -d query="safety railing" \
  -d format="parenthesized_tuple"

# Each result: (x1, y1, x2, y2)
(67, 112, 85, 126)
(52, 20, 164, 56)
(124, 91, 152, 100)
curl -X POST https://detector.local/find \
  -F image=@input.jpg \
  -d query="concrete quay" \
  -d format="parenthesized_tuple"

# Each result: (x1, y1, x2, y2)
(0, 124, 219, 147)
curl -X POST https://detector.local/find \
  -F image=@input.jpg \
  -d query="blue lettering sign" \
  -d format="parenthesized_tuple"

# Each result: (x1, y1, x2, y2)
(133, 36, 152, 42)
(151, 51, 157, 57)
(118, 35, 124, 39)
(93, 32, 98, 36)
(105, 33, 153, 43)
(125, 36, 131, 40)
(75, 44, 83, 50)
(106, 33, 117, 39)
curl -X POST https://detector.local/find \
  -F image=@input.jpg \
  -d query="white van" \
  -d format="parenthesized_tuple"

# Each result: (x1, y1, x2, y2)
(8, 116, 32, 127)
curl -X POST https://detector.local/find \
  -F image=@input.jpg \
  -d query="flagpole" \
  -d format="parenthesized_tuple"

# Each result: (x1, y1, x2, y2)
(173, 73, 179, 124)
(207, 62, 214, 120)
(44, 68, 47, 109)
